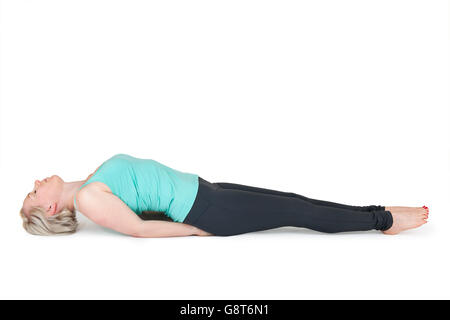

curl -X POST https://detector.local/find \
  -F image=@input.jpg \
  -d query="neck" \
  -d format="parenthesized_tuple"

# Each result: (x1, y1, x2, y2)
(61, 179, 88, 212)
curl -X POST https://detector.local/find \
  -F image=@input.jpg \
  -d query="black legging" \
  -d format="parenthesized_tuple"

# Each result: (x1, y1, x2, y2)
(182, 177, 393, 236)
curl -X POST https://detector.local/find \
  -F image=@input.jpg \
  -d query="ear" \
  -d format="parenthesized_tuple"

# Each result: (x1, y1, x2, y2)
(47, 202, 58, 216)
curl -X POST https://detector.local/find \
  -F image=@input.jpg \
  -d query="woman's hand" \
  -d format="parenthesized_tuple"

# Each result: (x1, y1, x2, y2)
(194, 226, 213, 236)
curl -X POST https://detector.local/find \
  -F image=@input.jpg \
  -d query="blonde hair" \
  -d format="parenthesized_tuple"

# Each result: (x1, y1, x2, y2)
(20, 206, 78, 236)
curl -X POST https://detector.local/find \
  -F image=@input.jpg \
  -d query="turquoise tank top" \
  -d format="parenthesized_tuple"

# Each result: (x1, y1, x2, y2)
(73, 153, 199, 223)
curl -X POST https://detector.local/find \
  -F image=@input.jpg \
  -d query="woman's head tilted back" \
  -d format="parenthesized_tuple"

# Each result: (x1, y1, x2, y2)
(20, 175, 78, 235)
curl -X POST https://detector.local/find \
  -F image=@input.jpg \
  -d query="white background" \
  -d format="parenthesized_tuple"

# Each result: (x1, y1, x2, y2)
(0, 0, 449, 299)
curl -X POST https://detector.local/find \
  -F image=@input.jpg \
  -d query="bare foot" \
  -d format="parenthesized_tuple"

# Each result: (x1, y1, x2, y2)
(383, 206, 429, 235)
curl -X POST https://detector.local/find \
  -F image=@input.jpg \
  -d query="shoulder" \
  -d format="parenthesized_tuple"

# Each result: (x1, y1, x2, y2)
(76, 183, 111, 213)
(80, 181, 111, 196)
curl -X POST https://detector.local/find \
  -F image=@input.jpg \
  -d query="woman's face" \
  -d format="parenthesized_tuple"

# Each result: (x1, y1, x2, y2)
(22, 175, 64, 217)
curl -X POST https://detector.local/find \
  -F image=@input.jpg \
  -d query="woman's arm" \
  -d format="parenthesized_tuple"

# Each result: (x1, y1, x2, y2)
(77, 187, 201, 238)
